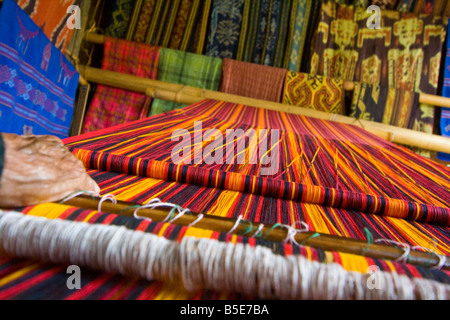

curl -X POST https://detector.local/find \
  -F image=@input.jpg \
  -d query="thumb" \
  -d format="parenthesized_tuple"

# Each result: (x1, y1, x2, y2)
(82, 174, 101, 196)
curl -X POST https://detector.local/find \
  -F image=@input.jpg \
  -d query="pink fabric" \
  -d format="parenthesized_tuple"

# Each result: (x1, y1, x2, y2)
(82, 38, 161, 133)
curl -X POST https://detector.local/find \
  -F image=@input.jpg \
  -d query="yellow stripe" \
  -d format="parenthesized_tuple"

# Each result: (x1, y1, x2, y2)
(0, 263, 42, 287)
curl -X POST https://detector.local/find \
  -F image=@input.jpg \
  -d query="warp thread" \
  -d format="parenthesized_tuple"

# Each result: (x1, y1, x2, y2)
(0, 211, 449, 300)
(59, 193, 448, 269)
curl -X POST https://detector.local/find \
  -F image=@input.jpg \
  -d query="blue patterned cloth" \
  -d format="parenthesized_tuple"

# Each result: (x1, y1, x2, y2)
(0, 0, 79, 139)
(438, 19, 450, 162)
(205, 0, 245, 59)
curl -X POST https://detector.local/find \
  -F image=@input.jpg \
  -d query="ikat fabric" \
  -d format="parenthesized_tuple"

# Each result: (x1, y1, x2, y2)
(310, 0, 446, 95)
(283, 71, 346, 115)
(438, 19, 450, 162)
(16, 0, 83, 52)
(0, 0, 79, 138)
(205, 0, 245, 59)
(350, 82, 421, 128)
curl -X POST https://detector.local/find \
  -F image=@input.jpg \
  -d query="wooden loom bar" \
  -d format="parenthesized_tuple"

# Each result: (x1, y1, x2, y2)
(85, 32, 450, 109)
(77, 65, 450, 154)
(63, 195, 450, 271)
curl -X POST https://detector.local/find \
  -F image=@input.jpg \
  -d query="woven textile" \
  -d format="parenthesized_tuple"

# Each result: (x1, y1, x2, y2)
(65, 100, 450, 251)
(220, 58, 287, 102)
(1, 99, 449, 299)
(350, 83, 421, 129)
(283, 71, 346, 114)
(81, 38, 160, 133)
(0, 0, 79, 138)
(0, 201, 448, 299)
(235, 0, 291, 67)
(283, 0, 313, 72)
(124, 0, 211, 54)
(438, 19, 450, 162)
(205, 0, 245, 59)
(150, 48, 222, 116)
(397, 0, 450, 16)
(371, 0, 398, 9)
(104, 0, 135, 39)
(310, 0, 446, 94)
(310, 0, 446, 155)
(16, 0, 82, 52)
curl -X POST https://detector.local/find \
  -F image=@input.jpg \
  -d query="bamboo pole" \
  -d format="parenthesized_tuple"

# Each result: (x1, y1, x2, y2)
(77, 65, 450, 154)
(344, 81, 450, 107)
(85, 32, 450, 109)
(63, 195, 450, 271)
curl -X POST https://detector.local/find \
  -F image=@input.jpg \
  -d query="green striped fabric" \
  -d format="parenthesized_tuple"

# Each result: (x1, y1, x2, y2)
(150, 48, 223, 116)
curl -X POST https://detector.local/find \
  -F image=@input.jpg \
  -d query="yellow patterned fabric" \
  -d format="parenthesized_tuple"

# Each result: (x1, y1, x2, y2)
(283, 71, 346, 114)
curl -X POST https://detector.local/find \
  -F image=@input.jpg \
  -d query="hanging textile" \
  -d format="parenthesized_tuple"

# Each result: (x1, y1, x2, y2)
(370, 0, 399, 9)
(149, 48, 222, 116)
(438, 19, 450, 162)
(283, 0, 313, 72)
(397, 0, 450, 16)
(283, 71, 346, 114)
(235, 0, 291, 66)
(0, 0, 79, 139)
(104, 0, 135, 39)
(299, 0, 322, 74)
(124, 0, 211, 54)
(141, 0, 182, 47)
(220, 58, 287, 102)
(333, 0, 369, 6)
(205, 0, 245, 59)
(349, 82, 421, 128)
(124, 0, 157, 42)
(310, 0, 446, 93)
(81, 38, 160, 133)
(16, 0, 83, 52)
(310, 0, 446, 156)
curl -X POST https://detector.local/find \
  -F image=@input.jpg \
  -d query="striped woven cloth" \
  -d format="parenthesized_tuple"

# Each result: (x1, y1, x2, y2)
(220, 58, 287, 102)
(1, 99, 449, 299)
(150, 48, 222, 116)
(123, 0, 211, 54)
(66, 99, 450, 255)
(236, 0, 291, 67)
(0, 201, 448, 299)
(81, 38, 161, 133)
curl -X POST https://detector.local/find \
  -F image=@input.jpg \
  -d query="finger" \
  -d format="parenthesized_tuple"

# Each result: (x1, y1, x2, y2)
(81, 174, 101, 195)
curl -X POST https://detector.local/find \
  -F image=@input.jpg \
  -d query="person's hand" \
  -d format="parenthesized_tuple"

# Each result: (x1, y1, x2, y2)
(0, 133, 100, 207)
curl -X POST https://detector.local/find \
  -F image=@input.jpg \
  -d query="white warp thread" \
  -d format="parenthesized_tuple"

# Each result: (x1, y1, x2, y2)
(0, 211, 449, 300)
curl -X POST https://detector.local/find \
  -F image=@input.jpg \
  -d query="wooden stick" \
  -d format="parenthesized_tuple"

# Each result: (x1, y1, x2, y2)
(344, 81, 450, 107)
(85, 32, 450, 109)
(77, 65, 450, 154)
(63, 195, 450, 271)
